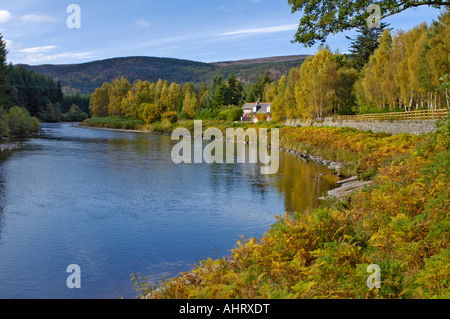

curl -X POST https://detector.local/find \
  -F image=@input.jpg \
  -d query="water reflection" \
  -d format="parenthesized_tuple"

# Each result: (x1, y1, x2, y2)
(0, 123, 339, 299)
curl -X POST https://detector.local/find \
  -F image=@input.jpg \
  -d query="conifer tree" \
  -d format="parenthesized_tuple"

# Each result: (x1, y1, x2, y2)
(0, 33, 11, 108)
(346, 22, 391, 70)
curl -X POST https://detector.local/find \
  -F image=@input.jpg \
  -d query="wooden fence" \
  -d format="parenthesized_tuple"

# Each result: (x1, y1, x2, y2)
(335, 109, 448, 121)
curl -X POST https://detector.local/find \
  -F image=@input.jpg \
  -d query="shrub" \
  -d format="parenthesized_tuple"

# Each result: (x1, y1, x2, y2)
(195, 108, 219, 120)
(216, 108, 243, 122)
(61, 104, 89, 122)
(141, 103, 163, 124)
(226, 108, 243, 122)
(5, 106, 41, 136)
(161, 111, 178, 124)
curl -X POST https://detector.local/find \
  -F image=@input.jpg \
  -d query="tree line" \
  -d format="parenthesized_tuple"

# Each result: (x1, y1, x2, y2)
(270, 10, 450, 121)
(0, 33, 90, 136)
(89, 10, 450, 124)
(7, 64, 90, 123)
(88, 71, 265, 124)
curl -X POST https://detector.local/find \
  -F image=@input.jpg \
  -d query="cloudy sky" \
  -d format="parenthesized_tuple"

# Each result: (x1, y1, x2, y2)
(0, 0, 444, 65)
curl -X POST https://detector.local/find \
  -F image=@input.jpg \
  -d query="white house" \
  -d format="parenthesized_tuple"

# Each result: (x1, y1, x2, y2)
(241, 99, 272, 122)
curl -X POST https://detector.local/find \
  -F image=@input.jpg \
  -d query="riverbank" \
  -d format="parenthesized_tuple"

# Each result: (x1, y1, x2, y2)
(147, 119, 449, 299)
(81, 117, 449, 299)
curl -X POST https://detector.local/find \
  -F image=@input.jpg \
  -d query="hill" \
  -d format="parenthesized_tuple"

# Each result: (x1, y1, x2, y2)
(212, 54, 310, 66)
(22, 55, 309, 95)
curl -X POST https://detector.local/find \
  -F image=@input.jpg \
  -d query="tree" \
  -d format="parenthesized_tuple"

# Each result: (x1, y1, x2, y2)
(346, 22, 391, 70)
(141, 103, 163, 124)
(108, 77, 132, 116)
(288, 0, 449, 46)
(133, 80, 155, 120)
(0, 33, 11, 108)
(8, 64, 63, 118)
(335, 68, 359, 115)
(361, 29, 396, 111)
(163, 82, 182, 112)
(5, 106, 40, 136)
(271, 74, 288, 121)
(89, 82, 110, 117)
(182, 91, 200, 118)
(224, 73, 243, 106)
(182, 82, 196, 96)
(247, 70, 271, 102)
(203, 73, 226, 109)
(295, 48, 339, 119)
(283, 67, 301, 120)
(61, 104, 88, 122)
(197, 82, 208, 108)
(426, 10, 450, 109)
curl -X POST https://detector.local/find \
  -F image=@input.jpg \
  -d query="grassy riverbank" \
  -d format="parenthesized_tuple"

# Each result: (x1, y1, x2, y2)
(81, 116, 449, 299)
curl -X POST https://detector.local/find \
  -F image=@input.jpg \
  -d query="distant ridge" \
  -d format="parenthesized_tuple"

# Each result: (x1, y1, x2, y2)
(212, 55, 311, 67)
(22, 55, 309, 94)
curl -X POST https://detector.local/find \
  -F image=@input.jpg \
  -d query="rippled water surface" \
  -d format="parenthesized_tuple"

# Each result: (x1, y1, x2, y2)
(0, 123, 338, 298)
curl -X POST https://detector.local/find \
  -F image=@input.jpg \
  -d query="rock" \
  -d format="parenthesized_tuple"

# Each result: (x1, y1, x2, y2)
(336, 176, 358, 184)
(324, 177, 373, 199)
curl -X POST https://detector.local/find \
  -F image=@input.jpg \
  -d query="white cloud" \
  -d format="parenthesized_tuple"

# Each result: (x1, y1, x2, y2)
(218, 24, 298, 36)
(0, 10, 12, 23)
(5, 39, 19, 50)
(21, 51, 96, 64)
(20, 14, 56, 23)
(19, 45, 58, 54)
(133, 20, 151, 29)
(11, 44, 94, 64)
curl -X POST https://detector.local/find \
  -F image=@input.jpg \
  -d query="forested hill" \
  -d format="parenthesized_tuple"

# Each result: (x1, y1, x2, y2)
(22, 55, 309, 95)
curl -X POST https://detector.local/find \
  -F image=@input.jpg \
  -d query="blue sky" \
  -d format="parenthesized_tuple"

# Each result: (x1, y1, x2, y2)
(0, 0, 444, 65)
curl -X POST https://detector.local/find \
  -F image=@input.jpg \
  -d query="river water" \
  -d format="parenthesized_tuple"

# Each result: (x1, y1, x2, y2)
(0, 123, 338, 299)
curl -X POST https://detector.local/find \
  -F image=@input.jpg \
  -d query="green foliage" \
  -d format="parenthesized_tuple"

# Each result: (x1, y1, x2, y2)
(81, 116, 143, 130)
(142, 103, 163, 124)
(288, 0, 450, 47)
(246, 70, 270, 103)
(203, 73, 226, 110)
(0, 33, 11, 108)
(216, 108, 243, 122)
(130, 273, 154, 297)
(161, 110, 178, 124)
(2, 106, 40, 136)
(194, 108, 220, 120)
(60, 104, 89, 122)
(347, 23, 391, 70)
(9, 64, 64, 118)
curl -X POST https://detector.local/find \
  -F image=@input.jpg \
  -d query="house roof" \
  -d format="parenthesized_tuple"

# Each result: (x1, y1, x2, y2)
(242, 102, 272, 112)
(256, 104, 271, 114)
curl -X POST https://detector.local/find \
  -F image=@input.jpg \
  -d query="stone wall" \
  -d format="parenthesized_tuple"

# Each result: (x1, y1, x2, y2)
(285, 118, 440, 135)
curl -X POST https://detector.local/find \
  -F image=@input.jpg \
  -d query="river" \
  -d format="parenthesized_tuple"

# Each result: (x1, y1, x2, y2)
(0, 123, 338, 299)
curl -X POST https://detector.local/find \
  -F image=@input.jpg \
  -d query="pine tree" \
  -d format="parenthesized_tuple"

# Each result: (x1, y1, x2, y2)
(204, 73, 225, 109)
(247, 70, 271, 103)
(347, 22, 391, 70)
(224, 73, 242, 106)
(0, 33, 12, 108)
